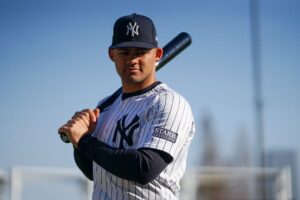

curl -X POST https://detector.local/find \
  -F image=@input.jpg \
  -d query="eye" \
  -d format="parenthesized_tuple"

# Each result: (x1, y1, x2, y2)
(136, 49, 149, 56)
(118, 51, 129, 56)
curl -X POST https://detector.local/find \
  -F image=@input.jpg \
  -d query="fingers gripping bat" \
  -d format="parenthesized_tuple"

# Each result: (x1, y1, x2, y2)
(59, 32, 192, 143)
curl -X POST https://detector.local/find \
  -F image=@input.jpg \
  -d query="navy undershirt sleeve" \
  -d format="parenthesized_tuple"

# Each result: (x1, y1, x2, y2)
(74, 147, 93, 180)
(74, 134, 173, 185)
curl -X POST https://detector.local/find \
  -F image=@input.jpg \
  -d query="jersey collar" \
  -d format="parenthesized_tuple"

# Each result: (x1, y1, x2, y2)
(121, 81, 162, 100)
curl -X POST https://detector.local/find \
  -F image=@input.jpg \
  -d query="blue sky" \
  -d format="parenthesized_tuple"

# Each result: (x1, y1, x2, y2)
(0, 0, 299, 195)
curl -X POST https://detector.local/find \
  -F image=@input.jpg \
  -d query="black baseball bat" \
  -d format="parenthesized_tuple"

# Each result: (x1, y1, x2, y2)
(59, 32, 192, 143)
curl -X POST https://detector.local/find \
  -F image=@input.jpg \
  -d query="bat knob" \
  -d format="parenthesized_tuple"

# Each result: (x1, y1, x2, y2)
(59, 132, 70, 143)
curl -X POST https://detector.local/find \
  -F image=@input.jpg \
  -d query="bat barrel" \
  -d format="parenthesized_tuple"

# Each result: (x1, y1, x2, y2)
(156, 32, 192, 71)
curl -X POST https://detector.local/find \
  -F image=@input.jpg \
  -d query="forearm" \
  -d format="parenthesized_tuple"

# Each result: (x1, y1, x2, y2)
(74, 147, 93, 180)
(76, 134, 173, 185)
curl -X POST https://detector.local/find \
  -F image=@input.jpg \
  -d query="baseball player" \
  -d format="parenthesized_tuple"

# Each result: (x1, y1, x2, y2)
(58, 13, 195, 200)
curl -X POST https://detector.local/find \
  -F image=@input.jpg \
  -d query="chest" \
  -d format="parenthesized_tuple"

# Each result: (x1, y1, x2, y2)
(93, 97, 152, 149)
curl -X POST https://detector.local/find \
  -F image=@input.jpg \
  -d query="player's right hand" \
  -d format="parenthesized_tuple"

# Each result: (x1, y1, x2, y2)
(58, 108, 100, 147)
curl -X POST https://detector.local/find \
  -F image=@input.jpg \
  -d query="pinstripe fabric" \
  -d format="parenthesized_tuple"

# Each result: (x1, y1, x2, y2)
(92, 83, 195, 200)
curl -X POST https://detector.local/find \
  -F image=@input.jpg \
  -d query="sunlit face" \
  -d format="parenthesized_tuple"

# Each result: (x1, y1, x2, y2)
(109, 47, 163, 92)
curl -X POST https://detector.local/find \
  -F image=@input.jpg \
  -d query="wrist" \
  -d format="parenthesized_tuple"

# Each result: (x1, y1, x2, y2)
(76, 134, 93, 149)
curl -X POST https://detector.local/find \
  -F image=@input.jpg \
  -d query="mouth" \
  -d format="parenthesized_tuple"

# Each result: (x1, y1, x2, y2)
(124, 67, 140, 73)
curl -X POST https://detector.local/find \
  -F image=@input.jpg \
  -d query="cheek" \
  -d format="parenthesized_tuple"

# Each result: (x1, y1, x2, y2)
(142, 55, 156, 68)
(114, 61, 124, 76)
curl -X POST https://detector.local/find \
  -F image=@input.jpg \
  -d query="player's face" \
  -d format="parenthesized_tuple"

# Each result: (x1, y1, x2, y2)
(109, 47, 163, 92)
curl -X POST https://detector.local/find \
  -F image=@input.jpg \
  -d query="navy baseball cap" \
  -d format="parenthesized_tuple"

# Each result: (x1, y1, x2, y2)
(109, 13, 158, 49)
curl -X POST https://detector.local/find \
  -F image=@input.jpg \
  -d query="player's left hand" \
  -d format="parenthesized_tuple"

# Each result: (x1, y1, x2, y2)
(58, 108, 100, 147)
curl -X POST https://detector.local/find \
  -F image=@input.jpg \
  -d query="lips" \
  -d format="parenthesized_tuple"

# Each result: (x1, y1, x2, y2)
(125, 67, 140, 73)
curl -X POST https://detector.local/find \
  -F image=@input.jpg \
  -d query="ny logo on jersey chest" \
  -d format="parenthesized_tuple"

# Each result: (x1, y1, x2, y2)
(113, 114, 140, 149)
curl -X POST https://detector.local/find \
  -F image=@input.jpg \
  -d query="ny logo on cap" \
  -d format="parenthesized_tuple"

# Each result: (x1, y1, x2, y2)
(126, 22, 139, 37)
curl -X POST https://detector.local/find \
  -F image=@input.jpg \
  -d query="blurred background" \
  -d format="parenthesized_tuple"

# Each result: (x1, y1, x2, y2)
(0, 0, 299, 199)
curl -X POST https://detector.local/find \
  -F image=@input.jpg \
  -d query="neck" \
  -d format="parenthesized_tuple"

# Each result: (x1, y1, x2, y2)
(122, 78, 157, 93)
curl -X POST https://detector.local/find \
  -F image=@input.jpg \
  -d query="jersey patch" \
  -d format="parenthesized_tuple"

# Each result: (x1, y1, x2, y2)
(153, 127, 178, 143)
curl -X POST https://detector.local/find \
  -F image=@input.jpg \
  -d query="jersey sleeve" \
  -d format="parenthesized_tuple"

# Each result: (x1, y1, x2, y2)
(137, 91, 195, 158)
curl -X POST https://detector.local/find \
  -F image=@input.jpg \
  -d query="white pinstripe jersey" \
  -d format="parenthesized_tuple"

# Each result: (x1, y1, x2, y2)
(92, 82, 195, 200)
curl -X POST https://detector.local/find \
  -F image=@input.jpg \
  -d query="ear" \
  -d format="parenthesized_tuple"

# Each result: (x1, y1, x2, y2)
(108, 48, 115, 62)
(155, 48, 163, 62)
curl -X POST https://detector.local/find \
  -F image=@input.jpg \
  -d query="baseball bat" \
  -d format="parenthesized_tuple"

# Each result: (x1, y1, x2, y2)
(59, 32, 192, 143)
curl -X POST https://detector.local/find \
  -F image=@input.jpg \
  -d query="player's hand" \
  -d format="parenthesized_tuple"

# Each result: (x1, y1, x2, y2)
(58, 108, 100, 147)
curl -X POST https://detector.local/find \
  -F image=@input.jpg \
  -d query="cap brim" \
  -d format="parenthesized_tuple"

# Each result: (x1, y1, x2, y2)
(109, 41, 157, 49)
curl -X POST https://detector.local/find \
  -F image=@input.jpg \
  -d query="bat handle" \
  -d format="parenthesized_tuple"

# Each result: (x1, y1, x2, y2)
(59, 132, 70, 143)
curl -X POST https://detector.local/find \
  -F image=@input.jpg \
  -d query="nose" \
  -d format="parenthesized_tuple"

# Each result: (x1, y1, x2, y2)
(126, 52, 139, 65)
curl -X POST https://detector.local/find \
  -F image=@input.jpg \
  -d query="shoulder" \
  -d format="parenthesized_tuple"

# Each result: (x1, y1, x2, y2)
(96, 96, 110, 108)
(148, 83, 193, 117)
(96, 88, 122, 111)
(153, 83, 192, 107)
